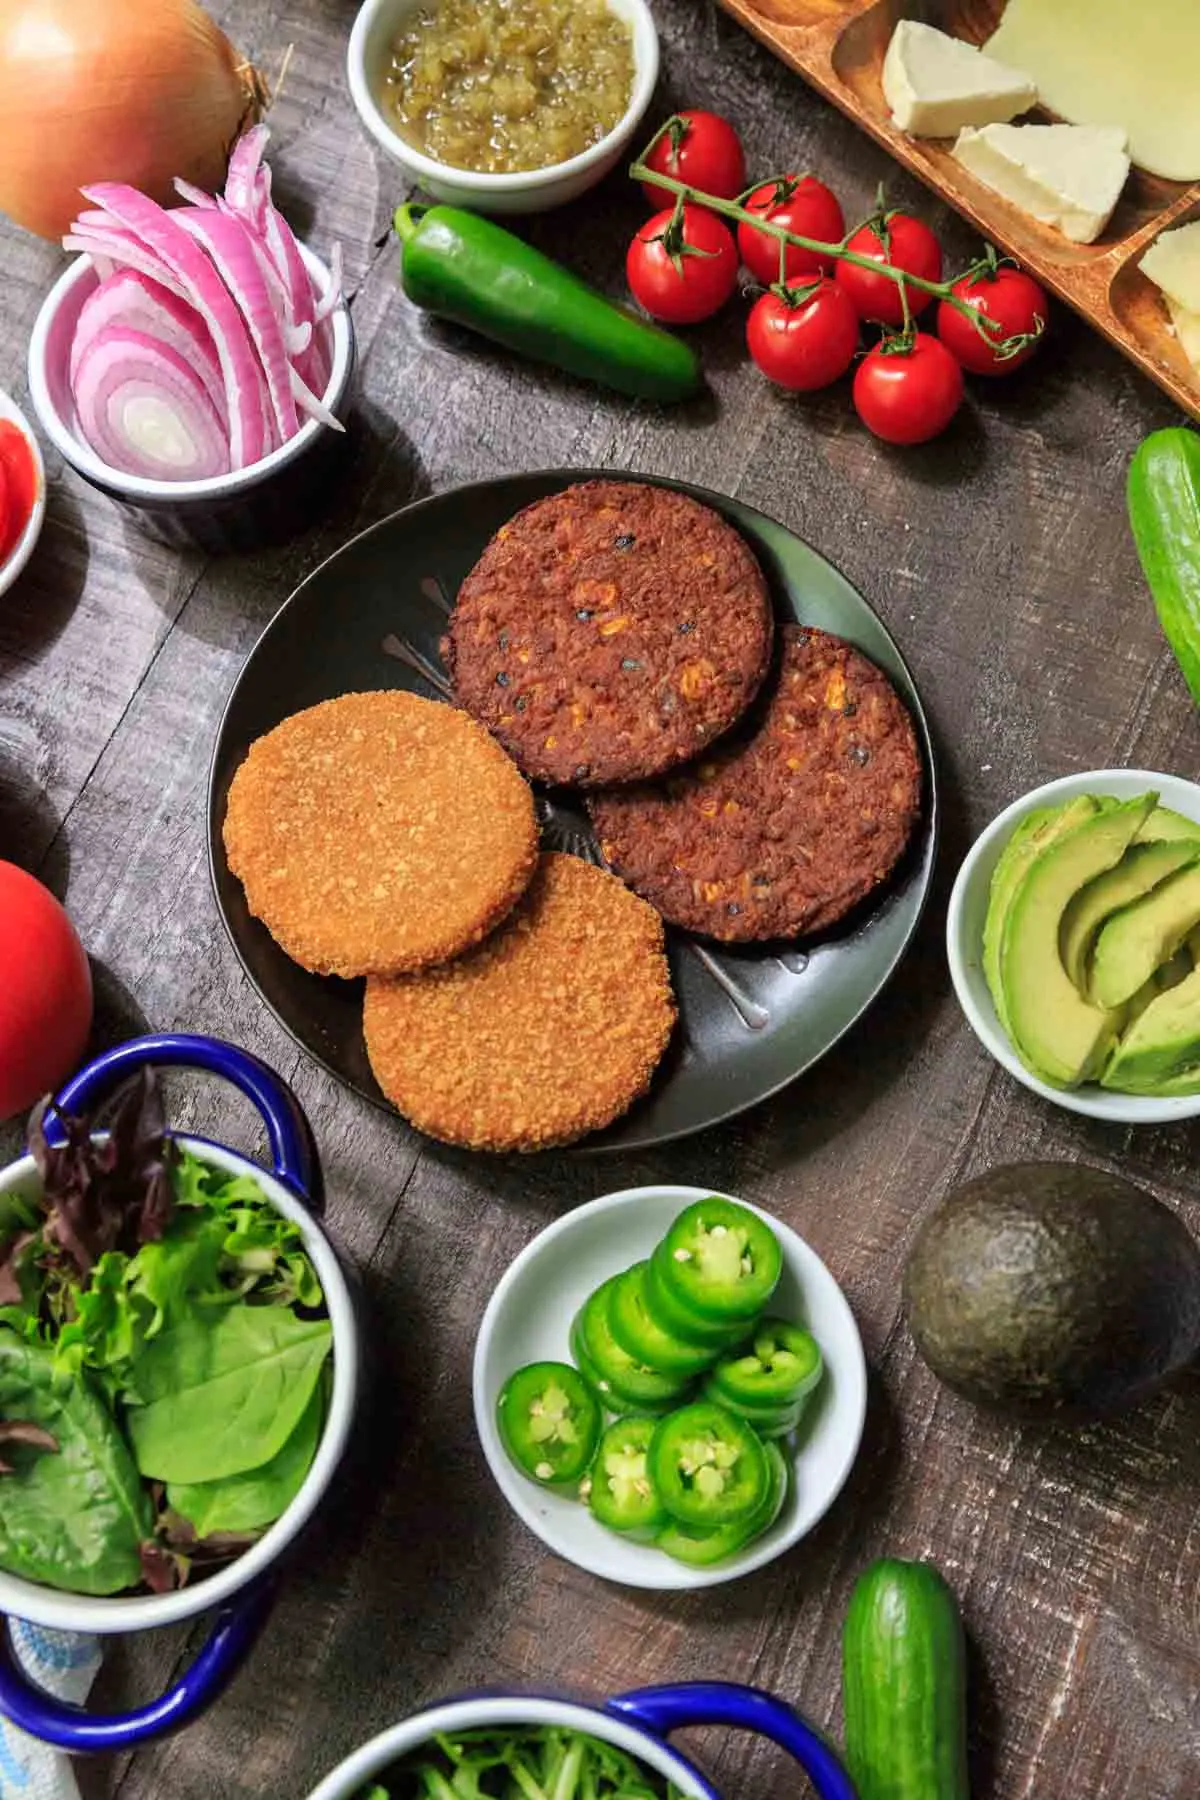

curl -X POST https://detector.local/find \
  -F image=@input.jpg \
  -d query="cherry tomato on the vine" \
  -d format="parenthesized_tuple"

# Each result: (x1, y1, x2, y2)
(836, 214, 943, 325)
(640, 110, 747, 210)
(747, 281, 860, 392)
(626, 205, 740, 325)
(737, 174, 846, 286)
(852, 333, 964, 445)
(936, 266, 1048, 375)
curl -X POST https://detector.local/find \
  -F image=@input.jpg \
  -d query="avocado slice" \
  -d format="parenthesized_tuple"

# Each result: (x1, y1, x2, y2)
(1103, 964, 1200, 1094)
(1091, 862, 1200, 1009)
(1137, 804, 1200, 844)
(1125, 946, 1194, 1026)
(983, 796, 1098, 1031)
(1059, 839, 1200, 991)
(999, 795, 1156, 1087)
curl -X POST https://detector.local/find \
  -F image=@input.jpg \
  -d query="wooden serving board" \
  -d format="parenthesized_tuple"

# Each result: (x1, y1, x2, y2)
(716, 0, 1200, 421)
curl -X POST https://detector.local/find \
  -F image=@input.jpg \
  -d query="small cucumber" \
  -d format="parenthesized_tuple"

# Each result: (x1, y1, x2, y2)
(842, 1558, 970, 1800)
(1128, 427, 1200, 705)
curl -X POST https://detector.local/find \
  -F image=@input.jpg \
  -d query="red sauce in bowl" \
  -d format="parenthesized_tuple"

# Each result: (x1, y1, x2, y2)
(0, 419, 39, 564)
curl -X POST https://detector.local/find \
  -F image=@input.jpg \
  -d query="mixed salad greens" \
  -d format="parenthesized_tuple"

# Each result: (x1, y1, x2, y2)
(357, 1726, 687, 1799)
(0, 1070, 330, 1595)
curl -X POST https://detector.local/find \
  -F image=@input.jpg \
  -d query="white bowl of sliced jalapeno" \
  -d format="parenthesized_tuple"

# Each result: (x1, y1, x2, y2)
(473, 1186, 867, 1590)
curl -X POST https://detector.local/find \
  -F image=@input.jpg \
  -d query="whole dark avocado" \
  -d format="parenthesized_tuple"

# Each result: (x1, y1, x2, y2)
(903, 1162, 1200, 1422)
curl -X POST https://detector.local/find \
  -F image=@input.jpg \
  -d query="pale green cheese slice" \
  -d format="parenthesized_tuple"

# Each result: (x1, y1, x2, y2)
(986, 0, 1200, 182)
(1141, 221, 1200, 316)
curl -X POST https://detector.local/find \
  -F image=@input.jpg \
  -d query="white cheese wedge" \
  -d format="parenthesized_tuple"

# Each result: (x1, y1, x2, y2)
(986, 0, 1200, 183)
(1166, 297, 1200, 380)
(952, 124, 1130, 244)
(1140, 221, 1200, 317)
(881, 20, 1037, 138)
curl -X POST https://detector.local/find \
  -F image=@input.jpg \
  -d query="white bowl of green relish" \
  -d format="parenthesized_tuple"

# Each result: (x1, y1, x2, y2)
(347, 0, 660, 214)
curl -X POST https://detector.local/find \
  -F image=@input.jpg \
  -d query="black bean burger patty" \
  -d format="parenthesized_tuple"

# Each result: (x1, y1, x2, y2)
(587, 626, 922, 942)
(445, 481, 774, 786)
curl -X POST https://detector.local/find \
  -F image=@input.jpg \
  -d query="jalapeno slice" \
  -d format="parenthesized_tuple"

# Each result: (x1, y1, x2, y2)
(575, 1279, 695, 1411)
(710, 1319, 824, 1409)
(648, 1400, 770, 1526)
(496, 1361, 601, 1487)
(700, 1379, 803, 1440)
(644, 1252, 751, 1350)
(656, 1198, 783, 1322)
(609, 1263, 719, 1377)
(582, 1415, 668, 1538)
(570, 1315, 679, 1416)
(656, 1439, 790, 1567)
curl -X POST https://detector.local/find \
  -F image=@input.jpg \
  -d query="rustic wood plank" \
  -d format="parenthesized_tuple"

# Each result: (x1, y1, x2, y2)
(0, 1, 1197, 1797)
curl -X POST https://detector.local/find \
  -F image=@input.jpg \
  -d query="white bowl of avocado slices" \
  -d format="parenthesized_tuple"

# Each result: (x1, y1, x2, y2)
(948, 769, 1200, 1121)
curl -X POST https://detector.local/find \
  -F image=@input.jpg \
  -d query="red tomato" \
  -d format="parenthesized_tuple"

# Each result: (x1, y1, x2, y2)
(640, 110, 747, 209)
(835, 214, 943, 325)
(0, 863, 92, 1122)
(937, 266, 1048, 375)
(853, 334, 964, 445)
(737, 175, 846, 285)
(0, 422, 38, 565)
(746, 282, 859, 392)
(626, 205, 740, 325)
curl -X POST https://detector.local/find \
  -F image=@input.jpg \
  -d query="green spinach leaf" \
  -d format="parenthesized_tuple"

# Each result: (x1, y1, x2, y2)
(126, 1302, 332, 1484)
(167, 1381, 324, 1537)
(0, 1328, 151, 1595)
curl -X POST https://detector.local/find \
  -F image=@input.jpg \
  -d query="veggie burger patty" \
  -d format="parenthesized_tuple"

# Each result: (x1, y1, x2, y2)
(223, 690, 538, 978)
(446, 480, 775, 786)
(363, 852, 676, 1151)
(588, 626, 922, 942)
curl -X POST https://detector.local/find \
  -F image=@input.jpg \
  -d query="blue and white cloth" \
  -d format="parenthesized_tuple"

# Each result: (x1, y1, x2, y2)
(0, 1626, 100, 1798)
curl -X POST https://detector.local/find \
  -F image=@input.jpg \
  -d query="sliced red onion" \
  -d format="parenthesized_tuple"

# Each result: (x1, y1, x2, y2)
(174, 207, 299, 445)
(172, 178, 218, 210)
(73, 325, 230, 481)
(224, 125, 271, 229)
(81, 183, 269, 469)
(63, 228, 192, 304)
(289, 363, 341, 430)
(71, 271, 226, 422)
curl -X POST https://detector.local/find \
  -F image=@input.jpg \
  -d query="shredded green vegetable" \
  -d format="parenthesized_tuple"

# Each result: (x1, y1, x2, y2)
(357, 1726, 687, 1800)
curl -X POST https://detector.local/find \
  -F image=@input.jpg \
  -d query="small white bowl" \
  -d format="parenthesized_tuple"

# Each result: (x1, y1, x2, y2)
(27, 245, 353, 553)
(347, 0, 660, 214)
(473, 1184, 867, 1591)
(947, 767, 1200, 1124)
(0, 388, 46, 599)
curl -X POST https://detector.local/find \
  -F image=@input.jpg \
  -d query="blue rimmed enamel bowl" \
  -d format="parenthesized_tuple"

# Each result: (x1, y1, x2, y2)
(307, 1684, 857, 1799)
(0, 1032, 360, 1752)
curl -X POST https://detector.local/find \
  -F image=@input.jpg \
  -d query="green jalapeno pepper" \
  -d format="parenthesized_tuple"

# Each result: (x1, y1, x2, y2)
(609, 1263, 719, 1377)
(710, 1319, 824, 1409)
(395, 204, 704, 404)
(654, 1198, 783, 1323)
(643, 1252, 750, 1351)
(582, 1415, 667, 1538)
(699, 1379, 804, 1440)
(573, 1280, 693, 1413)
(656, 1439, 789, 1567)
(648, 1399, 770, 1527)
(496, 1361, 601, 1487)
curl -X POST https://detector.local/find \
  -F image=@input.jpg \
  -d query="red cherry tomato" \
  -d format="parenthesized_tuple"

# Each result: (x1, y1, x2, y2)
(835, 214, 943, 325)
(852, 334, 964, 445)
(0, 863, 92, 1122)
(626, 205, 740, 326)
(937, 266, 1048, 375)
(746, 282, 860, 392)
(737, 175, 846, 285)
(640, 110, 747, 210)
(0, 422, 38, 566)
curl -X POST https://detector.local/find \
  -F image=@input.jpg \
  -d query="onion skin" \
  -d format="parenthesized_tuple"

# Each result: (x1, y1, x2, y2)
(0, 0, 263, 240)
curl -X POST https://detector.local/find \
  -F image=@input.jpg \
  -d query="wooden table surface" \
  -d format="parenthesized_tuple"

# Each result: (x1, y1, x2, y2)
(1, 2, 1198, 1795)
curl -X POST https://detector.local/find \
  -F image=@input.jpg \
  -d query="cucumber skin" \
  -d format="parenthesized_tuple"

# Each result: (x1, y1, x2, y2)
(842, 1559, 970, 1800)
(1128, 428, 1200, 706)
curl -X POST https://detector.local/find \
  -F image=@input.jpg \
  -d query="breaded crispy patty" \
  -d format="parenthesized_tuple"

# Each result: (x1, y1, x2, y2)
(587, 627, 922, 942)
(446, 481, 774, 786)
(362, 852, 676, 1151)
(223, 691, 538, 978)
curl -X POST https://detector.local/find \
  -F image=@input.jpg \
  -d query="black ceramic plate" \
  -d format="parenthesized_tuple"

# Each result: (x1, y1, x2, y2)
(208, 471, 938, 1153)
